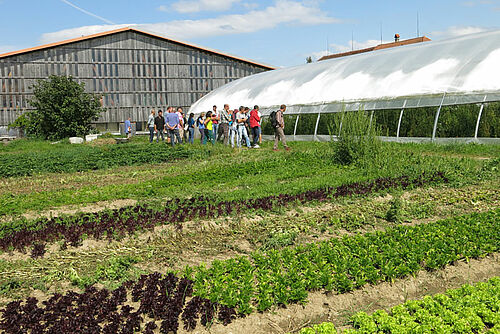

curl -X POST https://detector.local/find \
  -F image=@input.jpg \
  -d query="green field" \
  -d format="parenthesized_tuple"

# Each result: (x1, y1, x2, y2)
(0, 138, 498, 333)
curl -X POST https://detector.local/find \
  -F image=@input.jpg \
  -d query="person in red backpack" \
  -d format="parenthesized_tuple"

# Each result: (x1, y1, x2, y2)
(249, 105, 261, 148)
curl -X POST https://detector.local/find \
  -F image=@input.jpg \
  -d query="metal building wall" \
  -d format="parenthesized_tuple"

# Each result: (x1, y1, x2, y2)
(0, 30, 269, 129)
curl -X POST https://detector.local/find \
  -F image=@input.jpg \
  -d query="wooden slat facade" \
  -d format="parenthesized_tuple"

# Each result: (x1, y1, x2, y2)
(0, 30, 271, 130)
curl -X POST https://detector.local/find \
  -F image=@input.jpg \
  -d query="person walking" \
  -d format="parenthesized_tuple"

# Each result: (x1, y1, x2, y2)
(154, 110, 165, 143)
(236, 106, 251, 148)
(187, 113, 195, 144)
(166, 107, 182, 147)
(273, 104, 290, 151)
(147, 109, 156, 143)
(204, 111, 215, 145)
(197, 112, 206, 144)
(218, 104, 231, 145)
(124, 117, 132, 139)
(249, 105, 261, 148)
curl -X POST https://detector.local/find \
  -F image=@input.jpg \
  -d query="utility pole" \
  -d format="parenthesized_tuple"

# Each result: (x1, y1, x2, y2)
(417, 12, 420, 37)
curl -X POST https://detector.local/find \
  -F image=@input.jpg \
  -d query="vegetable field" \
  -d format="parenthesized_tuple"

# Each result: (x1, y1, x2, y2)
(0, 138, 498, 333)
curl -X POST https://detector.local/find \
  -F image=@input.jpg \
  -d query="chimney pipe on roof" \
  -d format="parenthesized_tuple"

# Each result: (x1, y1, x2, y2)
(394, 33, 400, 42)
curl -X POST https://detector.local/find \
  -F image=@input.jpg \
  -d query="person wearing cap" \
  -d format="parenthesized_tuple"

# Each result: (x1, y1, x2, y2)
(249, 105, 261, 148)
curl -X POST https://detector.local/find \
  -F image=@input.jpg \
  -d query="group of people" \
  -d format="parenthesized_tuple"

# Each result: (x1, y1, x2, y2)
(145, 104, 289, 151)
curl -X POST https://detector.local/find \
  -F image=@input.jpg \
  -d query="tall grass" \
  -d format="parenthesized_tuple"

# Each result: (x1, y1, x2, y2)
(330, 109, 381, 165)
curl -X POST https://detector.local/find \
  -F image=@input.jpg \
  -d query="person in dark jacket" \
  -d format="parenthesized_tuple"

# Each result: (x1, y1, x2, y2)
(154, 110, 165, 142)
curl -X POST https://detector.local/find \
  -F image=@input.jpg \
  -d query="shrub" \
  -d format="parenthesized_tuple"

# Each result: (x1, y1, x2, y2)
(330, 109, 381, 165)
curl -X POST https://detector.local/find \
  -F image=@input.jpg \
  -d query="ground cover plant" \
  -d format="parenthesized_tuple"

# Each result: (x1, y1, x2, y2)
(0, 176, 497, 304)
(298, 277, 500, 333)
(0, 171, 448, 254)
(0, 141, 495, 218)
(1, 209, 498, 332)
(0, 143, 209, 178)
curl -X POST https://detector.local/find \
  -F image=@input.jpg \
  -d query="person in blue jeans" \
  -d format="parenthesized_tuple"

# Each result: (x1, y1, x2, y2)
(154, 110, 165, 143)
(147, 109, 156, 143)
(187, 113, 195, 144)
(165, 107, 182, 147)
(197, 113, 206, 144)
(236, 106, 251, 148)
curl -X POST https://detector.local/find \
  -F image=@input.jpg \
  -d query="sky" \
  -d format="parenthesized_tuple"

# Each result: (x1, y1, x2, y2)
(0, 0, 499, 67)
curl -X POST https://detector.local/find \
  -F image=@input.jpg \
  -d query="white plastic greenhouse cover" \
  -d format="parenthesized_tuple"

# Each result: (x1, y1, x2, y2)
(190, 30, 500, 115)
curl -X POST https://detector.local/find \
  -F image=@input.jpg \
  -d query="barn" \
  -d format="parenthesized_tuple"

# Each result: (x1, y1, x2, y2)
(0, 27, 274, 135)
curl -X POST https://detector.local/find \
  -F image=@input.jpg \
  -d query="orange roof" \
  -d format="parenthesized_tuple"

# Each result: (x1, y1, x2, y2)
(318, 36, 431, 61)
(0, 27, 275, 70)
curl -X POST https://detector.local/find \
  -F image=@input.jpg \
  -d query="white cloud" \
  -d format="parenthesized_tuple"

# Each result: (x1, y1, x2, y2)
(328, 39, 391, 53)
(41, 1, 339, 43)
(307, 39, 392, 61)
(40, 24, 131, 44)
(166, 0, 241, 13)
(430, 26, 488, 39)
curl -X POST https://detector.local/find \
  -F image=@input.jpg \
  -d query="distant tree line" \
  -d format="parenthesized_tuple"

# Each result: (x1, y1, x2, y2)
(261, 103, 500, 138)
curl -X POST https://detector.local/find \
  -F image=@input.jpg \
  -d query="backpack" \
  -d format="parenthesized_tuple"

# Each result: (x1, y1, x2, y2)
(270, 110, 278, 128)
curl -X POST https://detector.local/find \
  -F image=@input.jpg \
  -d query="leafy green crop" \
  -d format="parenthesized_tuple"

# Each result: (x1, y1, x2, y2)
(186, 209, 499, 315)
(298, 277, 500, 333)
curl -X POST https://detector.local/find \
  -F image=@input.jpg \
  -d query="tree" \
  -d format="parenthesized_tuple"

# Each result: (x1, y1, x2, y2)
(306, 56, 313, 63)
(12, 75, 104, 139)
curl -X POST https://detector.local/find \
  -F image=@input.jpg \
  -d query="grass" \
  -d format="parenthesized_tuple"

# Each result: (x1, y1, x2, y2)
(0, 141, 497, 218)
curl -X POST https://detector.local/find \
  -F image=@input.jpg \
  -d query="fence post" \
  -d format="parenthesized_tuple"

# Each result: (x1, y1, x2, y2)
(396, 100, 407, 141)
(474, 96, 487, 140)
(432, 93, 446, 141)
(293, 114, 300, 138)
(314, 113, 321, 141)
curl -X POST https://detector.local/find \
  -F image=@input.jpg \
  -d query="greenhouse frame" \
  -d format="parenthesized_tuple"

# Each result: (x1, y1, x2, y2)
(190, 30, 500, 143)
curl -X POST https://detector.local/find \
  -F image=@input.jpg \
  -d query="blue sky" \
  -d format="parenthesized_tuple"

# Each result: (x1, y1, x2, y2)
(0, 0, 499, 67)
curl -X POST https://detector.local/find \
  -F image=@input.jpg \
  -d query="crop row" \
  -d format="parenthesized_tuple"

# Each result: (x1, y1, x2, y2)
(0, 172, 448, 254)
(0, 144, 207, 177)
(299, 277, 500, 333)
(0, 273, 236, 334)
(1, 209, 498, 333)
(190, 209, 499, 314)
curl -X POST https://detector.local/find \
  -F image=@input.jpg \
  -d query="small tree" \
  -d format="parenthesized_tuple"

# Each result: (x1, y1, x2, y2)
(306, 56, 313, 63)
(13, 75, 104, 139)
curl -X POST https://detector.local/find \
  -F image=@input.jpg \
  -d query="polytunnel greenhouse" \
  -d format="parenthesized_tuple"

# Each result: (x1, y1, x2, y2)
(190, 30, 500, 142)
